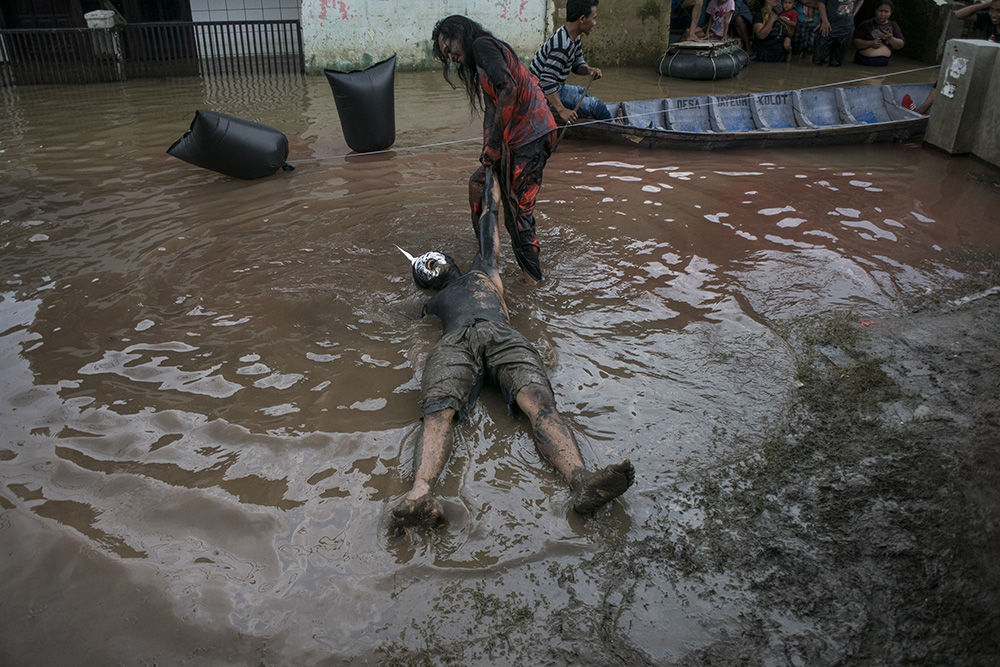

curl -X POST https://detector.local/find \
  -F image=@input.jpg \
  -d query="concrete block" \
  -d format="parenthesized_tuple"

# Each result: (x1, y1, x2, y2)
(933, 2, 966, 63)
(973, 45, 1000, 167)
(924, 39, 1000, 155)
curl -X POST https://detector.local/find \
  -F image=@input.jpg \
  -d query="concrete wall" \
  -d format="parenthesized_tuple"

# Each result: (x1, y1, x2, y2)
(978, 47, 1000, 168)
(546, 0, 671, 69)
(302, 0, 556, 72)
(301, 0, 672, 73)
(924, 39, 1000, 168)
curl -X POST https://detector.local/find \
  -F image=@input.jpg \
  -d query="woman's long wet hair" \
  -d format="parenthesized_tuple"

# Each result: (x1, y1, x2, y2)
(431, 15, 494, 112)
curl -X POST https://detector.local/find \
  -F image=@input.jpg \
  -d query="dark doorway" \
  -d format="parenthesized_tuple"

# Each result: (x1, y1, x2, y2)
(112, 0, 199, 78)
(0, 0, 191, 28)
(1, 0, 303, 85)
(1, 1, 97, 83)
(0, 0, 82, 28)
(0, 0, 197, 82)
(107, 0, 191, 23)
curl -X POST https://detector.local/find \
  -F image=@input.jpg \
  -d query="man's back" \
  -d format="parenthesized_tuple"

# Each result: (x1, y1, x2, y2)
(423, 262, 509, 336)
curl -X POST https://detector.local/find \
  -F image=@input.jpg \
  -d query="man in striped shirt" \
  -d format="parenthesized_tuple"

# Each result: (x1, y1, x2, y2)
(529, 0, 611, 125)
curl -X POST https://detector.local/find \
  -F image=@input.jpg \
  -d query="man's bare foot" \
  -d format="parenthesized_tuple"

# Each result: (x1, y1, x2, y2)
(392, 494, 444, 529)
(570, 459, 635, 515)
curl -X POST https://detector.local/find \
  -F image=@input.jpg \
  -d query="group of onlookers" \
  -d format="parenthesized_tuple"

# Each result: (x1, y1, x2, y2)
(679, 0, 999, 66)
(690, 0, 895, 65)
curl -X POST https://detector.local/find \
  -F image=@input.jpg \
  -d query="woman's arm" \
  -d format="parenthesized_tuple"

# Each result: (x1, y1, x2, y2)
(884, 25, 904, 49)
(754, 12, 779, 39)
(472, 38, 515, 165)
(816, 1, 831, 36)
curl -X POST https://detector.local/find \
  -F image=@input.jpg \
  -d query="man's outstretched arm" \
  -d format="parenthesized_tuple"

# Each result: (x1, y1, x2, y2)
(474, 166, 504, 292)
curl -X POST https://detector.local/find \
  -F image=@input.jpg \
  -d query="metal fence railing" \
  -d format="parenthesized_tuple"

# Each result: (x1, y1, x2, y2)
(0, 20, 304, 86)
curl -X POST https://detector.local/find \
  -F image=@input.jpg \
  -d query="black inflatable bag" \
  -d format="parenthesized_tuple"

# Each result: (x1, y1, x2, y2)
(324, 55, 396, 153)
(167, 110, 293, 180)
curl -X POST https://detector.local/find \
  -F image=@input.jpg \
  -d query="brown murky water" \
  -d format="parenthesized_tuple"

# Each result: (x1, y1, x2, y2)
(2, 57, 999, 665)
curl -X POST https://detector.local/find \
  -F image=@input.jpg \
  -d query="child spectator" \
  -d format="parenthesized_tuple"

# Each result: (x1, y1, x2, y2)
(955, 0, 1000, 42)
(779, 0, 800, 34)
(778, 0, 800, 59)
(697, 0, 736, 39)
(852, 0, 904, 66)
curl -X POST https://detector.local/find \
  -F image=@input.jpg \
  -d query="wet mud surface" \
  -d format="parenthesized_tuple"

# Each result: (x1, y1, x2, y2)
(657, 284, 1000, 666)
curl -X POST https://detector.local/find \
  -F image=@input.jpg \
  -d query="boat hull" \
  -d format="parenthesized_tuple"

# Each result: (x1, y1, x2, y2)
(565, 83, 932, 150)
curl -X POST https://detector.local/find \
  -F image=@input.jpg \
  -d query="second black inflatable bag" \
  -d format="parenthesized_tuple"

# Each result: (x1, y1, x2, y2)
(324, 55, 396, 153)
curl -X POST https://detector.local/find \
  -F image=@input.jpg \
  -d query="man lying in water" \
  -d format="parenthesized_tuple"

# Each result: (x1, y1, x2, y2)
(393, 168, 635, 530)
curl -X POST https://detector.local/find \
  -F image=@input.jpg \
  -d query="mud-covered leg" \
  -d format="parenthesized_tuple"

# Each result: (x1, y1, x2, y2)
(392, 408, 454, 529)
(515, 383, 585, 481)
(514, 383, 635, 514)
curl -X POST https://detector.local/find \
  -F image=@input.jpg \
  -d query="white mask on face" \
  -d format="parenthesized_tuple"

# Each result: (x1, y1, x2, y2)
(396, 246, 449, 283)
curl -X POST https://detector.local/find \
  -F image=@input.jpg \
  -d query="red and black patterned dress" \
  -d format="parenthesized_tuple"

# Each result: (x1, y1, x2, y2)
(468, 36, 557, 282)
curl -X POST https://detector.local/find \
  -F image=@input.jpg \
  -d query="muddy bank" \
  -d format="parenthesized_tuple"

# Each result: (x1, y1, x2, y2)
(667, 279, 1000, 666)
(377, 269, 1000, 666)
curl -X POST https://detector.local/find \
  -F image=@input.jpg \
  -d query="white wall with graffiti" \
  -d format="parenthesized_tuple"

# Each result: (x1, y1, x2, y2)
(301, 0, 555, 72)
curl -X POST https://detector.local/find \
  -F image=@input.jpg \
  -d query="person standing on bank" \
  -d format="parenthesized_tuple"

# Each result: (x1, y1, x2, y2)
(812, 0, 864, 66)
(391, 170, 635, 530)
(530, 0, 611, 125)
(432, 15, 557, 285)
(852, 0, 904, 67)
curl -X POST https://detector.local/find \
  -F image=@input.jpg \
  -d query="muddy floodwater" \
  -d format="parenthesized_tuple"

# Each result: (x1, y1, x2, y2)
(2, 59, 999, 665)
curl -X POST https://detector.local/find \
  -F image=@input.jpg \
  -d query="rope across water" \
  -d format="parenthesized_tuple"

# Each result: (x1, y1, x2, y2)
(297, 64, 939, 163)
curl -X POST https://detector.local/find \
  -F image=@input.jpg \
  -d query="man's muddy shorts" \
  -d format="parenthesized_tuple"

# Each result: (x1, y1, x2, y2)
(421, 320, 552, 417)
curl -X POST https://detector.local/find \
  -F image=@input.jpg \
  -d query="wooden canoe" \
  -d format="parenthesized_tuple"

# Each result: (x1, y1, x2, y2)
(563, 82, 934, 150)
